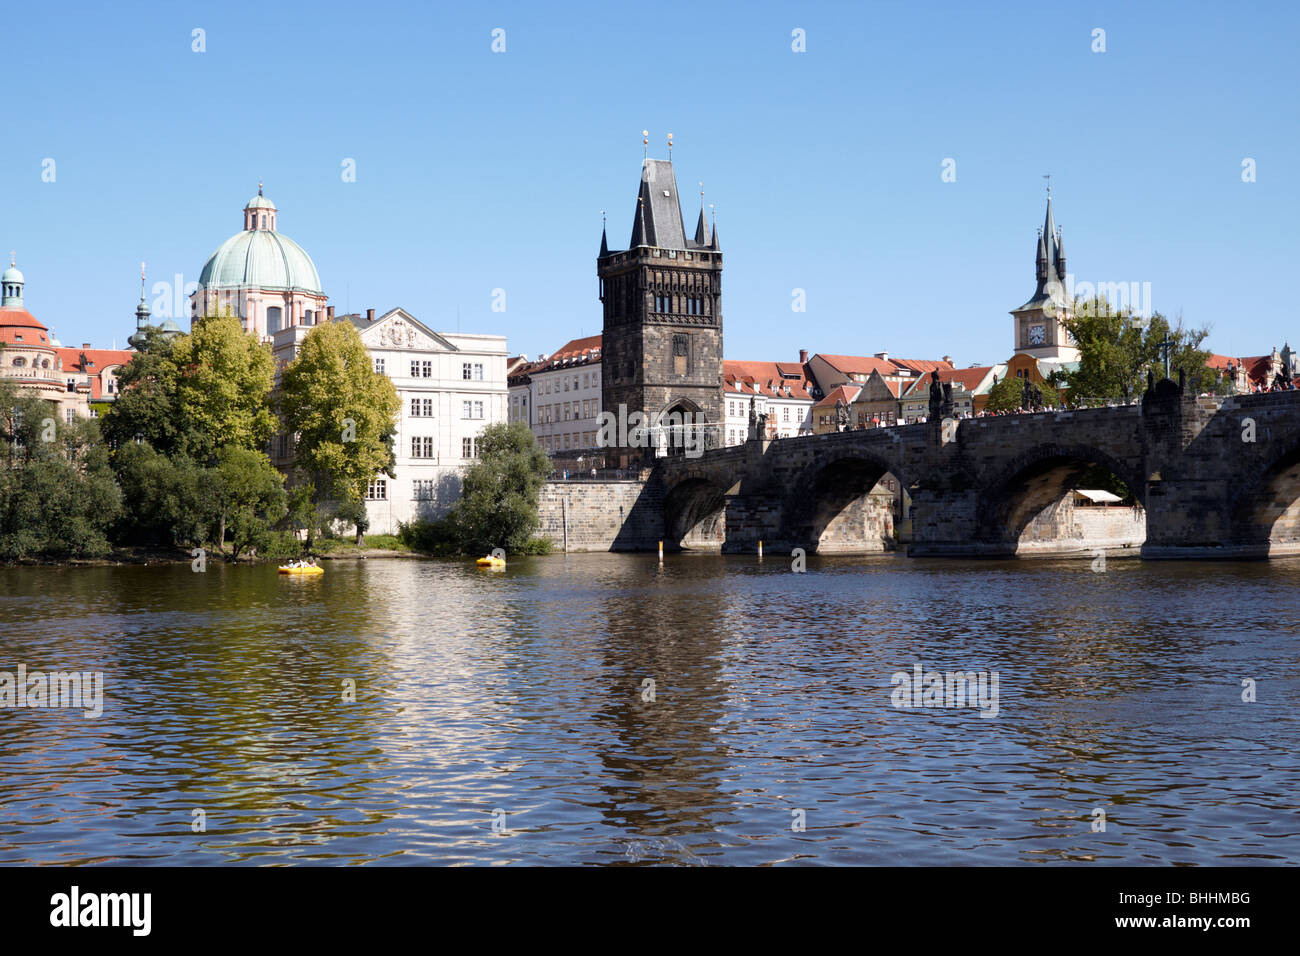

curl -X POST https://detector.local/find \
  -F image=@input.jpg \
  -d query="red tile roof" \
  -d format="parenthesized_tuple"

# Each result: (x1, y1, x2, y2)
(723, 359, 815, 400)
(0, 307, 52, 346)
(547, 334, 601, 363)
(814, 384, 861, 409)
(814, 353, 897, 377)
(900, 365, 997, 396)
(891, 357, 956, 376)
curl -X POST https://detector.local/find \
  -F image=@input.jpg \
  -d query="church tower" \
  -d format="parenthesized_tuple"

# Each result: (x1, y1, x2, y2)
(1010, 190, 1079, 363)
(598, 155, 723, 468)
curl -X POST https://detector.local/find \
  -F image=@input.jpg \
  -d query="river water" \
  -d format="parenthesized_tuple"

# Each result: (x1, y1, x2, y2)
(0, 554, 1296, 866)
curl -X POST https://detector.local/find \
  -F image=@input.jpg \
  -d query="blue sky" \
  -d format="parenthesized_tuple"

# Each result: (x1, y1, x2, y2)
(3, 0, 1296, 364)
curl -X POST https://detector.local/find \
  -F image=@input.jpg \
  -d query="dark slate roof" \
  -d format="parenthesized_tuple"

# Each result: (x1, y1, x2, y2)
(629, 159, 688, 251)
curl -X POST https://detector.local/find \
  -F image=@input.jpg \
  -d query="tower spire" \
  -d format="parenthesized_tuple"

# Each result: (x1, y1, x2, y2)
(599, 210, 609, 257)
(693, 181, 710, 246)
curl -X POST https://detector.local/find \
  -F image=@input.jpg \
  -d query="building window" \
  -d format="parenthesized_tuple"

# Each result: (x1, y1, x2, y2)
(411, 436, 434, 458)
(412, 360, 432, 378)
(783, 407, 790, 422)
(365, 479, 387, 500)
(462, 437, 478, 458)
(462, 400, 484, 419)
(410, 397, 433, 417)
(374, 358, 386, 374)
(412, 479, 436, 500)
(267, 306, 282, 334)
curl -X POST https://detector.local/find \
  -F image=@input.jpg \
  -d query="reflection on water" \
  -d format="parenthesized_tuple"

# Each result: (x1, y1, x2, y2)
(0, 555, 1297, 865)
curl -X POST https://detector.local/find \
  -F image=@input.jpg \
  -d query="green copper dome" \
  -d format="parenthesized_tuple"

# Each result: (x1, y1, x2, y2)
(198, 229, 322, 294)
(245, 194, 276, 210)
(1, 265, 22, 284)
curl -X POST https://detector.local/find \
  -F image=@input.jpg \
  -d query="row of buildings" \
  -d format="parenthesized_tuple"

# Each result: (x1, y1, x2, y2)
(5, 159, 1295, 537)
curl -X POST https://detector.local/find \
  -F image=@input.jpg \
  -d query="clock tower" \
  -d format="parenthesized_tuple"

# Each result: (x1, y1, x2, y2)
(1010, 191, 1079, 363)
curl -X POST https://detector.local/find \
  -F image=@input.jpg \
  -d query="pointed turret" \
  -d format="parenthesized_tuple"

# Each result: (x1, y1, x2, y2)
(630, 193, 648, 247)
(1036, 230, 1048, 282)
(694, 206, 709, 246)
(709, 216, 720, 251)
(599, 225, 609, 258)
(1054, 228, 1066, 280)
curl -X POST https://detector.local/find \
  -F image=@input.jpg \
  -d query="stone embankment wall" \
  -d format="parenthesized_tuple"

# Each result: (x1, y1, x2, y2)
(536, 481, 664, 552)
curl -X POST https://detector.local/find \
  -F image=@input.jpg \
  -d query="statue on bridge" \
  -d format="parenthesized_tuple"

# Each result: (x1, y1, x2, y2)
(928, 371, 943, 420)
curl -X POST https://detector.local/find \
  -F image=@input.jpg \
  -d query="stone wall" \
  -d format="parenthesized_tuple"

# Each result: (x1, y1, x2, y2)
(536, 480, 664, 552)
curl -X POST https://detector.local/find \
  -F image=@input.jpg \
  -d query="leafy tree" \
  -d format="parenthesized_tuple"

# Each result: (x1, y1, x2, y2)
(448, 421, 552, 554)
(986, 375, 1030, 413)
(332, 497, 370, 546)
(100, 331, 185, 454)
(111, 442, 209, 547)
(103, 312, 276, 461)
(1061, 298, 1215, 402)
(170, 310, 277, 461)
(209, 446, 287, 560)
(278, 320, 400, 524)
(0, 384, 122, 559)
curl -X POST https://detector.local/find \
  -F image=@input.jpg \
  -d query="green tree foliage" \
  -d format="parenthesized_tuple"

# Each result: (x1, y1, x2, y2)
(278, 319, 400, 520)
(100, 330, 184, 454)
(0, 384, 122, 559)
(986, 375, 1026, 413)
(170, 310, 277, 460)
(447, 421, 552, 554)
(209, 447, 287, 560)
(102, 311, 276, 461)
(1061, 298, 1215, 402)
(111, 443, 209, 547)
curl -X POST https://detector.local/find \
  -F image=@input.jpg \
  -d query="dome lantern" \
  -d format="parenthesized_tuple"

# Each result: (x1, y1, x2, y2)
(2, 251, 24, 307)
(243, 181, 278, 232)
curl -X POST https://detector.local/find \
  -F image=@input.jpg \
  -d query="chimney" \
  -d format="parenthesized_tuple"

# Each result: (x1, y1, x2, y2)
(799, 349, 808, 364)
(366, 309, 375, 322)
(943, 355, 953, 366)
(326, 306, 335, 320)
(874, 351, 888, 361)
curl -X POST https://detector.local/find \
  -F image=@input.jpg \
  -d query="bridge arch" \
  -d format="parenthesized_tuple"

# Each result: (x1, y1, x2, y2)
(1227, 438, 1300, 556)
(975, 442, 1147, 556)
(661, 471, 731, 550)
(779, 449, 910, 554)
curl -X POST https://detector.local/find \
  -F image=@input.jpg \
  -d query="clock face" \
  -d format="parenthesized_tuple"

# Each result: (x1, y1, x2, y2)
(1028, 324, 1046, 346)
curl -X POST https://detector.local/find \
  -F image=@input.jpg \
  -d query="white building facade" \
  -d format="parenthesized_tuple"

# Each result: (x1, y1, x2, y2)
(345, 309, 508, 534)
(508, 335, 603, 461)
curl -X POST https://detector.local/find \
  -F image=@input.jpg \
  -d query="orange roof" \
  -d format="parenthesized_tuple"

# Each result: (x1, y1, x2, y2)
(1208, 353, 1272, 385)
(814, 384, 861, 409)
(814, 353, 897, 376)
(547, 334, 601, 362)
(900, 365, 997, 396)
(0, 307, 53, 346)
(54, 346, 133, 371)
(891, 357, 956, 376)
(723, 359, 815, 400)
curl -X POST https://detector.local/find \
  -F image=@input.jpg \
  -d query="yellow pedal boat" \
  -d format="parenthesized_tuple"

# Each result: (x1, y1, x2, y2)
(279, 565, 324, 575)
(475, 555, 506, 568)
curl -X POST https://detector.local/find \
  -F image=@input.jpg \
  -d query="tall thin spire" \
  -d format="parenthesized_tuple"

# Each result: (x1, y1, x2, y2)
(709, 204, 719, 251)
(599, 210, 609, 257)
(693, 181, 709, 245)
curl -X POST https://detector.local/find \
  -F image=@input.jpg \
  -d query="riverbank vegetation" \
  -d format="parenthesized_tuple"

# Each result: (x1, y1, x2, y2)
(0, 311, 404, 563)
(399, 421, 554, 556)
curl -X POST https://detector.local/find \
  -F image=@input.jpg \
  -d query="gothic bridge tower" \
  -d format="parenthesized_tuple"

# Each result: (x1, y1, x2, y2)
(598, 155, 723, 468)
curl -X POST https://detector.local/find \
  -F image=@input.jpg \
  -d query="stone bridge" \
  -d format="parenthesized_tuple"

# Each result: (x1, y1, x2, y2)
(645, 383, 1300, 559)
